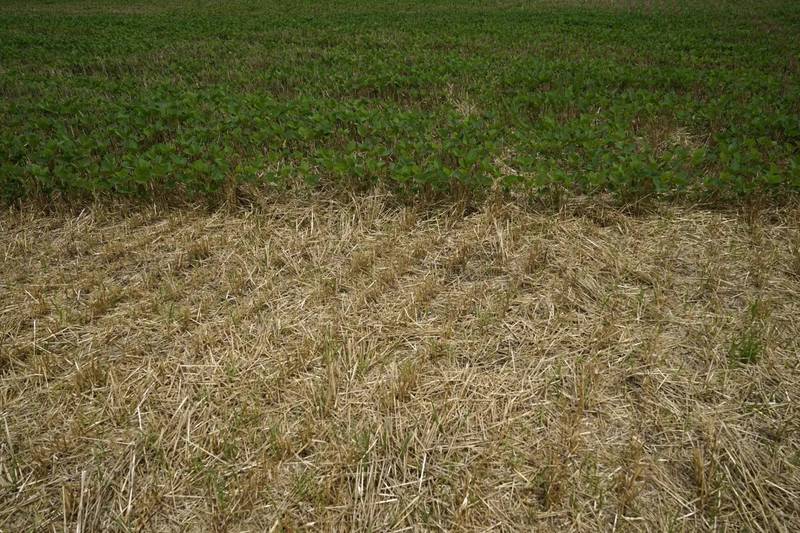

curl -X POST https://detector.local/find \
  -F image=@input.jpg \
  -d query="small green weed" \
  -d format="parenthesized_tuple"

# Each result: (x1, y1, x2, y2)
(729, 331, 762, 366)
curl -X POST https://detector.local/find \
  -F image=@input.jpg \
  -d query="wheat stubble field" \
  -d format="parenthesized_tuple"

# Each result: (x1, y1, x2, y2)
(2, 196, 800, 530)
(2, 0, 800, 531)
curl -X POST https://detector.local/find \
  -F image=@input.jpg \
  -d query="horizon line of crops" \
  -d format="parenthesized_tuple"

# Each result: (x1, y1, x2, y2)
(1, 0, 799, 203)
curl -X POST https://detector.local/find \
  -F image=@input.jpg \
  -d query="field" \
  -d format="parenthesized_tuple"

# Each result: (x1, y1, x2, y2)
(2, 196, 799, 531)
(2, 0, 800, 532)
(1, 0, 799, 201)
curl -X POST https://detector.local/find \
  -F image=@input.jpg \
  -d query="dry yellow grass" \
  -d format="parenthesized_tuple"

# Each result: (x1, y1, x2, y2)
(1, 194, 799, 531)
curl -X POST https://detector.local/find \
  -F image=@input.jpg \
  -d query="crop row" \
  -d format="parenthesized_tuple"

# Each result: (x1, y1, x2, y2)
(1, 0, 798, 202)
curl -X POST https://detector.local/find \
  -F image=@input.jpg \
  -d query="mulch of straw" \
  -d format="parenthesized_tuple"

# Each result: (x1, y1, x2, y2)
(1, 195, 799, 531)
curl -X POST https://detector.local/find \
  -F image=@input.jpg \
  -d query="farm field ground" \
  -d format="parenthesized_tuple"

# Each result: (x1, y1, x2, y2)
(2, 195, 800, 530)
(2, 0, 800, 531)
(1, 0, 799, 200)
